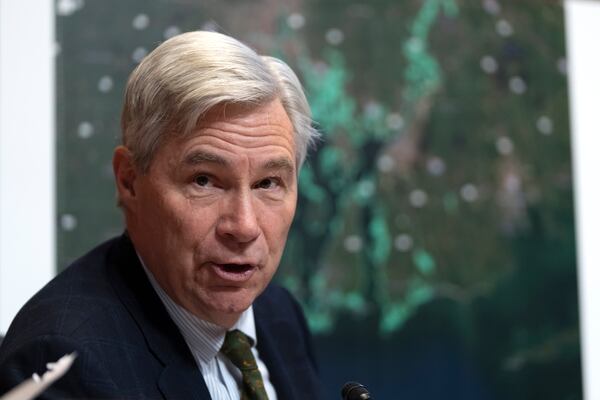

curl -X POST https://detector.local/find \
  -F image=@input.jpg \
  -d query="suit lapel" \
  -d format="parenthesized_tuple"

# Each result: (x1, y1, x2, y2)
(158, 363, 210, 400)
(255, 304, 297, 400)
(107, 234, 211, 400)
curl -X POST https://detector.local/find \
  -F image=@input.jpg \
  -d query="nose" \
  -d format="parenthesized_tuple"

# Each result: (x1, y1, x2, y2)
(216, 191, 261, 245)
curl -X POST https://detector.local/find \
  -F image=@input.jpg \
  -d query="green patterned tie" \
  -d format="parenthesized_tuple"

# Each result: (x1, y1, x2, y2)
(220, 329, 269, 400)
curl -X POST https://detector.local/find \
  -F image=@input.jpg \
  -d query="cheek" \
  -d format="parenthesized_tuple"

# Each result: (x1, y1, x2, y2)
(138, 186, 173, 222)
(142, 198, 205, 264)
(153, 194, 197, 233)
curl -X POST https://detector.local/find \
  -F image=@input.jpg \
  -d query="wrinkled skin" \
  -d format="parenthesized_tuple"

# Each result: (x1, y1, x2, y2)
(113, 99, 297, 328)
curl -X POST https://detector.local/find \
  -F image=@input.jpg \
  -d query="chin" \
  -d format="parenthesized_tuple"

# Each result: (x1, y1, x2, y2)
(201, 288, 258, 317)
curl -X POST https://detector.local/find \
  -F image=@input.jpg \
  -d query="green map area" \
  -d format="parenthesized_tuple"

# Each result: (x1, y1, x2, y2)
(56, 1, 580, 398)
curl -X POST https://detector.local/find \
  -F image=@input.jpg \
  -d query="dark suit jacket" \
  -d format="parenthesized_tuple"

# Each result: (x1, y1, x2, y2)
(0, 235, 323, 399)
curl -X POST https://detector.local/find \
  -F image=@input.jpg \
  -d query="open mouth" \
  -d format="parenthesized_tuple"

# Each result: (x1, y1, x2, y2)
(220, 264, 254, 273)
(211, 263, 256, 282)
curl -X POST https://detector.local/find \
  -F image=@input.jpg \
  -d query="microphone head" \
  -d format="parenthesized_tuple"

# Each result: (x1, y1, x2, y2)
(341, 381, 372, 400)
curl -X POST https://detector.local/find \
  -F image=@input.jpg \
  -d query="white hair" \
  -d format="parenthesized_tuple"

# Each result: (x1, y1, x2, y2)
(120, 31, 319, 172)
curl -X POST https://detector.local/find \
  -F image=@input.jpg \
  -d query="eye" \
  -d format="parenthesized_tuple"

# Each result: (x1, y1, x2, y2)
(195, 175, 210, 187)
(255, 177, 279, 190)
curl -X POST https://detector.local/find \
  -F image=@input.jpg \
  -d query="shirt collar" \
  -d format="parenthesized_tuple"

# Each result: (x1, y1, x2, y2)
(137, 253, 257, 364)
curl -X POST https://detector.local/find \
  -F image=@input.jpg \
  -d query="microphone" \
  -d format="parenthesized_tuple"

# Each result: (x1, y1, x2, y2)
(341, 381, 372, 399)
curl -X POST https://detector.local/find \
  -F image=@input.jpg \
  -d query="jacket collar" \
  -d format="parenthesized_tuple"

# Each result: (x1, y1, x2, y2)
(254, 297, 298, 400)
(106, 234, 211, 400)
(106, 234, 298, 399)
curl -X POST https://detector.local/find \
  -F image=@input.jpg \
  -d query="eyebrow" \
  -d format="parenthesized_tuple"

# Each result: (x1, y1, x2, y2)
(183, 151, 295, 174)
(183, 151, 229, 166)
(263, 157, 295, 174)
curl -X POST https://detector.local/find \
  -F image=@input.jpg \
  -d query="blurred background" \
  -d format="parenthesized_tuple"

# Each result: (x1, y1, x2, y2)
(1, 0, 594, 399)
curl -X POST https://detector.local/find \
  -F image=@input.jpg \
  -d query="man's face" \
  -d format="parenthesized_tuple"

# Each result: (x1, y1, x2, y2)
(115, 99, 297, 328)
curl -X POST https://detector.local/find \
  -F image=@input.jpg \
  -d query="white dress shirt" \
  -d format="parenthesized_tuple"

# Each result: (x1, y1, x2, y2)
(139, 259, 278, 400)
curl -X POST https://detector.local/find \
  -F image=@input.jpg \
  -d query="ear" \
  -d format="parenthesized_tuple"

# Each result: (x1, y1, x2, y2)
(113, 146, 138, 211)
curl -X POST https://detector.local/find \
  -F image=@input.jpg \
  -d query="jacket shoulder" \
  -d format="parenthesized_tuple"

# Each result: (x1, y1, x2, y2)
(0, 237, 124, 351)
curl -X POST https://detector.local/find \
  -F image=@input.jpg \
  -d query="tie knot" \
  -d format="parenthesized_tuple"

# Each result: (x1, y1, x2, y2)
(221, 329, 257, 371)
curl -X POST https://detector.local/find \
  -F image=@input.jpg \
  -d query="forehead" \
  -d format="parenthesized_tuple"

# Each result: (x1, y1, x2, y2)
(156, 99, 296, 169)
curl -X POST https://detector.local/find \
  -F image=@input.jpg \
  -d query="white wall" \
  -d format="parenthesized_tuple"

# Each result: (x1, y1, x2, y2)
(0, 0, 55, 333)
(565, 1, 600, 399)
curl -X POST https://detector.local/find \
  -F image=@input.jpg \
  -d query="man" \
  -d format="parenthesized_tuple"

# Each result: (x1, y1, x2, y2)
(0, 31, 322, 399)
